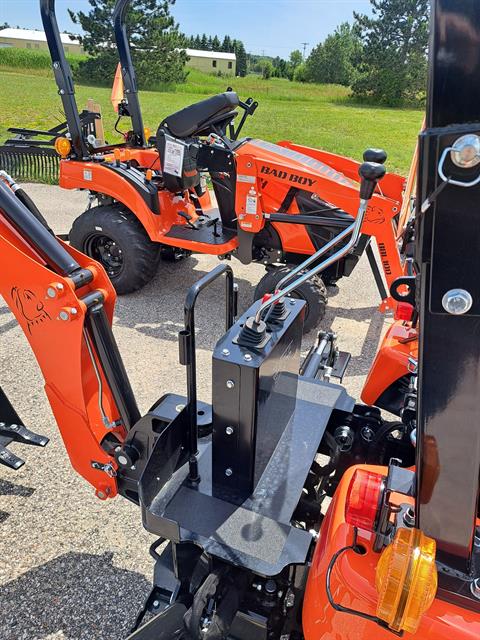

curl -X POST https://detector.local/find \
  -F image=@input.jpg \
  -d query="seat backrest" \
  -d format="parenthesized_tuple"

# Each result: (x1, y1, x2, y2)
(160, 91, 239, 139)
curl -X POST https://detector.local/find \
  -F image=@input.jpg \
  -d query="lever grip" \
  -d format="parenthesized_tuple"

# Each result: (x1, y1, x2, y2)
(359, 161, 386, 200)
(363, 148, 388, 165)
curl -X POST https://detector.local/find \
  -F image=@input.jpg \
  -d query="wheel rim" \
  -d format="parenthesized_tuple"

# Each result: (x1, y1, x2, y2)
(85, 234, 124, 278)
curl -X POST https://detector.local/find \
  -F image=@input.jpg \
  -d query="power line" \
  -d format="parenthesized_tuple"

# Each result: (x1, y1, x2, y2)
(301, 42, 309, 59)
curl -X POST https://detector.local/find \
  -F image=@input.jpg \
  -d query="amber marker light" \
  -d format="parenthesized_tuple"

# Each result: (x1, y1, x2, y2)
(376, 527, 437, 634)
(54, 137, 72, 158)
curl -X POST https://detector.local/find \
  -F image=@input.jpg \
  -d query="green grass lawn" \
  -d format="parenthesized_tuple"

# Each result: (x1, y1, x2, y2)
(0, 67, 423, 175)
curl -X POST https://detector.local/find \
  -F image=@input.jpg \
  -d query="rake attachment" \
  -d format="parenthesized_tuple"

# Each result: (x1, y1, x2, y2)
(0, 145, 60, 184)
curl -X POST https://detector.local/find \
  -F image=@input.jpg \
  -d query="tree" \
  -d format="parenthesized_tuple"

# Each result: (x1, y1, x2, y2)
(0, 22, 10, 30)
(200, 33, 208, 49)
(305, 23, 361, 86)
(193, 34, 202, 49)
(272, 56, 289, 79)
(289, 49, 303, 69)
(293, 63, 308, 83)
(212, 35, 221, 51)
(261, 60, 274, 80)
(234, 41, 247, 77)
(352, 0, 429, 105)
(69, 0, 187, 88)
(221, 35, 233, 52)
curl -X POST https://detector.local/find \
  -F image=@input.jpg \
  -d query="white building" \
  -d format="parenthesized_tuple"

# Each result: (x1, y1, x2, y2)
(184, 48, 236, 76)
(0, 28, 84, 54)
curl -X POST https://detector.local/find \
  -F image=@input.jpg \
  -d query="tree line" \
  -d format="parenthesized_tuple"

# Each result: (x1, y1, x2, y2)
(300, 0, 429, 106)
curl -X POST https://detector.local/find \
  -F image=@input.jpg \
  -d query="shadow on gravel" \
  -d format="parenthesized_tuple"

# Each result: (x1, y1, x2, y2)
(0, 479, 36, 523)
(113, 256, 258, 351)
(0, 551, 150, 640)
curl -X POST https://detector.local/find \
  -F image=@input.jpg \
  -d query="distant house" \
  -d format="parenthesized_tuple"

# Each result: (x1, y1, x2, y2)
(184, 48, 236, 76)
(0, 28, 84, 54)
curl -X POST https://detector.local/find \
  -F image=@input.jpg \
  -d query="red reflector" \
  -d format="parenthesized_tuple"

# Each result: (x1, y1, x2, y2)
(395, 302, 414, 321)
(345, 469, 385, 532)
(261, 293, 272, 304)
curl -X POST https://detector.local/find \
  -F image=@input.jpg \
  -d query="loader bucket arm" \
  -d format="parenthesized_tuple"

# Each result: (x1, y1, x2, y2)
(0, 181, 140, 497)
(113, 0, 146, 146)
(40, 0, 89, 158)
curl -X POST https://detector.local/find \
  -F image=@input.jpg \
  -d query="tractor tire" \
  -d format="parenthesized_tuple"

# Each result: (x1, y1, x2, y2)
(254, 266, 328, 333)
(69, 204, 160, 294)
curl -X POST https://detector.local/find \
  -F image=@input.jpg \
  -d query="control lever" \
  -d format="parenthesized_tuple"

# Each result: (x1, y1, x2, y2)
(363, 148, 387, 165)
(252, 161, 386, 326)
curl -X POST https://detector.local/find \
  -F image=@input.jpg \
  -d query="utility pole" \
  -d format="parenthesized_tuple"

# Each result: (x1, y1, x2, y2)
(301, 42, 309, 60)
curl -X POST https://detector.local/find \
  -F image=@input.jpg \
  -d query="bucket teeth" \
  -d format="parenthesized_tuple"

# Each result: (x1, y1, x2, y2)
(0, 424, 49, 470)
(0, 444, 25, 470)
(0, 422, 49, 448)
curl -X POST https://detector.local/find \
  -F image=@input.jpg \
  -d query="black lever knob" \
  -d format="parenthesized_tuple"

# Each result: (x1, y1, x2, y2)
(359, 161, 386, 201)
(363, 148, 388, 165)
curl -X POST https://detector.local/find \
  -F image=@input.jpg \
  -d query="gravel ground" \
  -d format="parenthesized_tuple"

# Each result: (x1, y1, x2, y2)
(0, 184, 388, 640)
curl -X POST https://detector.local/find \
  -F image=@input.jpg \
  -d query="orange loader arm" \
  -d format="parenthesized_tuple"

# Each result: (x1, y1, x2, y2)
(0, 181, 134, 499)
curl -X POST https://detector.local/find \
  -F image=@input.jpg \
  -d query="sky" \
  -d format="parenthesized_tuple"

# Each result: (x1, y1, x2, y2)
(0, 0, 372, 58)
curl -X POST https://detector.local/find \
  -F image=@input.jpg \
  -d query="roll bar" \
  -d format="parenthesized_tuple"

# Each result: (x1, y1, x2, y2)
(40, 0, 89, 158)
(112, 0, 146, 147)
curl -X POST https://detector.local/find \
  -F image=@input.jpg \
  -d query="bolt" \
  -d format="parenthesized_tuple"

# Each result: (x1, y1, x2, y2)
(117, 455, 129, 466)
(53, 62, 59, 69)
(442, 289, 473, 315)
(225, 468, 233, 477)
(222, 348, 230, 356)
(70, 308, 78, 316)
(152, 600, 160, 609)
(334, 425, 354, 452)
(226, 380, 235, 389)
(96, 490, 107, 500)
(265, 579, 277, 594)
(244, 354, 252, 362)
(47, 287, 57, 298)
(175, 404, 185, 413)
(226, 426, 234, 435)
(471, 578, 480, 599)
(361, 426, 374, 442)
(474, 535, 480, 549)
(59, 310, 70, 321)
(403, 507, 415, 527)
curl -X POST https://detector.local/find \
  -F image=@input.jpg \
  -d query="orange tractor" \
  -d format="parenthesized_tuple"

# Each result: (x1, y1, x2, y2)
(0, 0, 411, 332)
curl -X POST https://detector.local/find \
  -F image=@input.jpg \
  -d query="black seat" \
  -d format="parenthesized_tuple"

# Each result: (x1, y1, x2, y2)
(160, 91, 239, 139)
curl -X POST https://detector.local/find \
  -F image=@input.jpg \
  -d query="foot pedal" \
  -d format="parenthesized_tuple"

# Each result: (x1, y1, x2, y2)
(0, 422, 49, 447)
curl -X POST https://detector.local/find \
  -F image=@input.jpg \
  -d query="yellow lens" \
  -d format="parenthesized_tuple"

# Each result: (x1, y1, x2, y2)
(144, 127, 151, 141)
(376, 527, 437, 634)
(54, 137, 72, 158)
